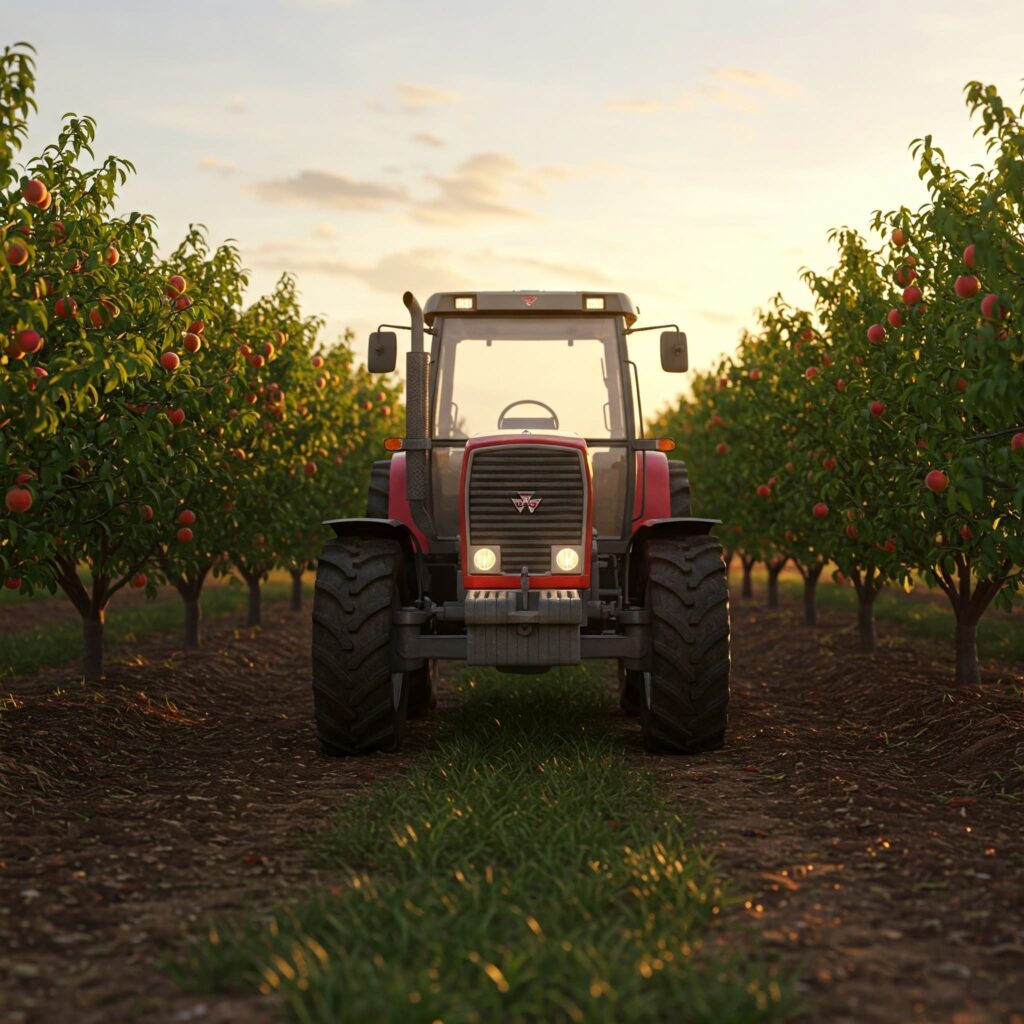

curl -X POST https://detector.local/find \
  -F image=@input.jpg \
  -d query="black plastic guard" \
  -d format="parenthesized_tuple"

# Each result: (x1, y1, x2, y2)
(321, 518, 424, 597)
(629, 516, 720, 551)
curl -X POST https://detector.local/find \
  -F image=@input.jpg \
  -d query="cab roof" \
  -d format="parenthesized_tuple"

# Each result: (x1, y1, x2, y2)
(423, 290, 638, 327)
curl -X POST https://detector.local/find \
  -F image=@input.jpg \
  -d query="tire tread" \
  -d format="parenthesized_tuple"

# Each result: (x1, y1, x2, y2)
(312, 536, 407, 755)
(640, 534, 730, 754)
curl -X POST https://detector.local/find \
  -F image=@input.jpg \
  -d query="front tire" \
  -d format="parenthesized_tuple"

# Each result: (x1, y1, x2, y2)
(640, 535, 730, 754)
(312, 536, 409, 755)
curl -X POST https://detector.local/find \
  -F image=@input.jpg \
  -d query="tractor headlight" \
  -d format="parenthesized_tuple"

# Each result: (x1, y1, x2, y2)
(552, 546, 581, 573)
(471, 546, 499, 573)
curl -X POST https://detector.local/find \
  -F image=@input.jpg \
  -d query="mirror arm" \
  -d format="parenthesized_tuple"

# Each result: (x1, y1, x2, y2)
(377, 323, 435, 335)
(625, 322, 682, 335)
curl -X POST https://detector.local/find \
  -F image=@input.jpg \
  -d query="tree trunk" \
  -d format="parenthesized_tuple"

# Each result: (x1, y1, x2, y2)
(954, 621, 981, 686)
(53, 559, 109, 680)
(857, 595, 877, 652)
(740, 556, 755, 599)
(170, 565, 210, 649)
(290, 568, 303, 611)
(246, 576, 261, 627)
(934, 554, 1007, 686)
(184, 597, 201, 649)
(766, 561, 786, 610)
(82, 612, 104, 680)
(801, 565, 823, 627)
(851, 566, 881, 653)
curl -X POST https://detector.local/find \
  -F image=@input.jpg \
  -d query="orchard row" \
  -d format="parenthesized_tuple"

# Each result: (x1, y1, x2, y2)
(653, 81, 1023, 684)
(1, 43, 399, 677)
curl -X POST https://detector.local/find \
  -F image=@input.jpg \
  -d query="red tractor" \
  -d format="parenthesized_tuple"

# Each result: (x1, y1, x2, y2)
(313, 291, 730, 754)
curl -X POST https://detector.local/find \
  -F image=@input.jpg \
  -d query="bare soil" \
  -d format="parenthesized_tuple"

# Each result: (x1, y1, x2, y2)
(1, 599, 1022, 1023)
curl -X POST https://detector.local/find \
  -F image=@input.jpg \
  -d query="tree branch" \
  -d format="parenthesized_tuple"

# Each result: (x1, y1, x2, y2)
(108, 540, 160, 602)
(935, 561, 957, 607)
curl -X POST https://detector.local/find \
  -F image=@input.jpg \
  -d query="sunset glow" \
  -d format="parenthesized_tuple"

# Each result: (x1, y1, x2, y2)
(7, 0, 1024, 411)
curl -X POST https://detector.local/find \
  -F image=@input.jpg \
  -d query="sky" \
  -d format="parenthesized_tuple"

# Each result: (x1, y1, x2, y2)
(5, 0, 1024, 416)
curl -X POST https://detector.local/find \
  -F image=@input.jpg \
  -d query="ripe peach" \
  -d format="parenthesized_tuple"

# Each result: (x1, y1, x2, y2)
(23, 179, 48, 206)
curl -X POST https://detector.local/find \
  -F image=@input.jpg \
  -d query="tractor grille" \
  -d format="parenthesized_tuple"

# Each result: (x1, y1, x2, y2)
(466, 445, 587, 575)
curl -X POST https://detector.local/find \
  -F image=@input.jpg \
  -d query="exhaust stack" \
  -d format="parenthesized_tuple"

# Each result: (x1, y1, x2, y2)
(403, 291, 430, 504)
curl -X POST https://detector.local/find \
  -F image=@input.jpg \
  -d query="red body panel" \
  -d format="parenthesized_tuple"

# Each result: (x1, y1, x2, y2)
(459, 434, 593, 590)
(630, 451, 672, 531)
(386, 453, 430, 552)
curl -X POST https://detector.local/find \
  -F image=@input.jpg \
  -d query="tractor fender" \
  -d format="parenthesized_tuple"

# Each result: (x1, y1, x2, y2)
(323, 517, 422, 559)
(628, 517, 721, 553)
(625, 517, 722, 606)
(321, 518, 427, 603)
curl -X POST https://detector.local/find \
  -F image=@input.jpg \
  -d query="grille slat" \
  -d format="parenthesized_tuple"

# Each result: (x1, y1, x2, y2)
(467, 445, 586, 575)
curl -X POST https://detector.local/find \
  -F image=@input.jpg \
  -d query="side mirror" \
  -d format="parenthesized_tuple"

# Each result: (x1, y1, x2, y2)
(368, 331, 397, 373)
(660, 330, 688, 373)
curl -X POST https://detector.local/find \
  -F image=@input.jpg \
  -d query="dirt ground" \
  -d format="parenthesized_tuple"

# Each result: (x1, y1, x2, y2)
(1, 597, 1022, 1023)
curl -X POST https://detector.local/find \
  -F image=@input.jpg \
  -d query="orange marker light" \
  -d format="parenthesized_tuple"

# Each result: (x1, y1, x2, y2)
(383, 437, 403, 451)
(656, 438, 676, 452)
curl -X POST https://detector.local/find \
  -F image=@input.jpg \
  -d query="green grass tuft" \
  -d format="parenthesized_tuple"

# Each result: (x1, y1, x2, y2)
(168, 664, 798, 1023)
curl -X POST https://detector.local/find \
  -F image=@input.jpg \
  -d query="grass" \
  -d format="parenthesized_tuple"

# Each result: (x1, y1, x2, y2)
(0, 576, 313, 679)
(167, 665, 797, 1023)
(735, 568, 1024, 664)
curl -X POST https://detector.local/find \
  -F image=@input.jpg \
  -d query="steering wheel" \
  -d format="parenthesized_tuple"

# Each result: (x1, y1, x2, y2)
(497, 399, 559, 430)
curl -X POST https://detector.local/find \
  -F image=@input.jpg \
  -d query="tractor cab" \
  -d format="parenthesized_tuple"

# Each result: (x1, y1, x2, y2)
(313, 291, 730, 758)
(428, 300, 633, 545)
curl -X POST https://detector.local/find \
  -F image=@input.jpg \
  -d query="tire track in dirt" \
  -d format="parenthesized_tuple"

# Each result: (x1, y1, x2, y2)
(1, 601, 1022, 1023)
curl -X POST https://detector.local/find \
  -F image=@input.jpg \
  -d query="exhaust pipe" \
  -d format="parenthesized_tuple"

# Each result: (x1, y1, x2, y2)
(404, 291, 424, 354)
(403, 292, 430, 507)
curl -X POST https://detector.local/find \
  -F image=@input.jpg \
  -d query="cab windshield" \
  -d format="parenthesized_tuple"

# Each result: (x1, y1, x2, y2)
(431, 316, 626, 440)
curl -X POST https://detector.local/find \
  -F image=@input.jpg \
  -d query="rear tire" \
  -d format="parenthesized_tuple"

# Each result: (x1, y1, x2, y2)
(669, 461, 692, 517)
(407, 659, 438, 718)
(618, 663, 642, 716)
(366, 460, 391, 518)
(640, 535, 730, 754)
(312, 536, 409, 755)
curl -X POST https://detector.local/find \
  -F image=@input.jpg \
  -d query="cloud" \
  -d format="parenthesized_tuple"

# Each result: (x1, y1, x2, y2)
(198, 155, 237, 175)
(708, 67, 800, 97)
(412, 130, 445, 147)
(224, 95, 246, 114)
(251, 245, 474, 294)
(312, 222, 337, 239)
(395, 82, 462, 112)
(249, 170, 407, 210)
(604, 98, 664, 114)
(250, 152, 587, 226)
(606, 66, 799, 117)
(412, 152, 547, 225)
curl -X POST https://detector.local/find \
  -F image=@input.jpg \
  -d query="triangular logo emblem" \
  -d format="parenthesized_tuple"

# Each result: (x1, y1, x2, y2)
(511, 491, 542, 514)
(521, 295, 537, 306)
